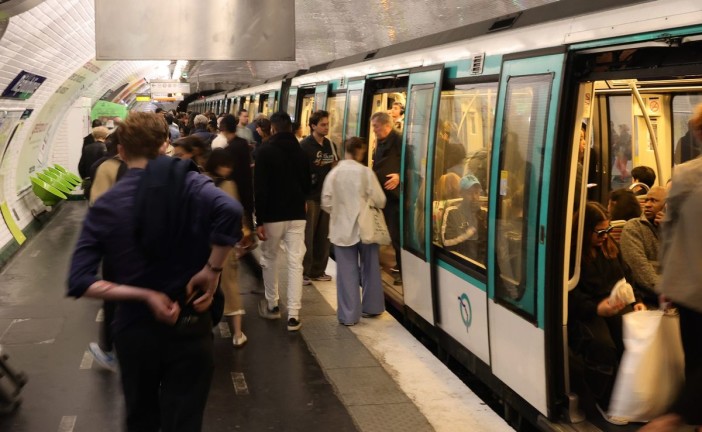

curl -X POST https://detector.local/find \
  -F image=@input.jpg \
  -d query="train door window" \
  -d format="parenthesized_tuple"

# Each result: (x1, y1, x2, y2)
(672, 94, 702, 165)
(327, 93, 347, 152)
(287, 88, 298, 121)
(250, 96, 259, 116)
(494, 74, 553, 318)
(608, 96, 633, 191)
(403, 84, 434, 256)
(345, 89, 362, 142)
(432, 82, 497, 268)
(300, 95, 315, 137)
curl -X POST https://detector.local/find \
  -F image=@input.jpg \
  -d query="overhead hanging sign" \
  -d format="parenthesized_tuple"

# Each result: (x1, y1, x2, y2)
(150, 81, 191, 95)
(94, 0, 295, 61)
(1, 70, 46, 100)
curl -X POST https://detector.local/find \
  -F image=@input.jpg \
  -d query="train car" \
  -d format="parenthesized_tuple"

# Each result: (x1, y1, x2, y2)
(188, 0, 702, 429)
(226, 80, 285, 118)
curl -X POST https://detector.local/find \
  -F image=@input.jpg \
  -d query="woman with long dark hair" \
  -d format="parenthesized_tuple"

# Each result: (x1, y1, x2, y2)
(569, 201, 644, 425)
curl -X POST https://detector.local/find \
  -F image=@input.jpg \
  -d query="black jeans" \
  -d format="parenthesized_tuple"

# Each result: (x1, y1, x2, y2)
(303, 200, 331, 277)
(383, 198, 401, 272)
(98, 300, 116, 352)
(114, 319, 214, 432)
(671, 305, 702, 425)
(569, 314, 623, 410)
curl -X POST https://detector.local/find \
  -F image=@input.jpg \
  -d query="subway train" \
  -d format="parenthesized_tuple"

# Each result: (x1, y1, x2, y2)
(191, 1, 701, 429)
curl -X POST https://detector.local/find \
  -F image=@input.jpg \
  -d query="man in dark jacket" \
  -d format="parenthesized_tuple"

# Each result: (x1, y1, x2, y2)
(254, 111, 311, 331)
(300, 110, 337, 284)
(68, 112, 242, 432)
(371, 111, 402, 285)
(78, 126, 109, 179)
(83, 119, 102, 147)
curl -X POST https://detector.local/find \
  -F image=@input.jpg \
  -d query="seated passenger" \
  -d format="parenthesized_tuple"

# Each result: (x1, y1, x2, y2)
(569, 202, 644, 426)
(441, 175, 485, 262)
(619, 186, 667, 306)
(630, 165, 655, 196)
(432, 173, 461, 244)
(607, 189, 642, 243)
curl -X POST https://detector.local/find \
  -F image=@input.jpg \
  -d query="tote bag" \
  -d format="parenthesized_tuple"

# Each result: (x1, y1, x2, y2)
(608, 310, 685, 422)
(358, 201, 391, 245)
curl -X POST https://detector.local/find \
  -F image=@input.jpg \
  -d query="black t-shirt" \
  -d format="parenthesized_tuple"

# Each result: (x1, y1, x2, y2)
(300, 135, 336, 202)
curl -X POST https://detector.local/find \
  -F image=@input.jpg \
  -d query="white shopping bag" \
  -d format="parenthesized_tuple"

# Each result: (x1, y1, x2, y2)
(608, 310, 685, 422)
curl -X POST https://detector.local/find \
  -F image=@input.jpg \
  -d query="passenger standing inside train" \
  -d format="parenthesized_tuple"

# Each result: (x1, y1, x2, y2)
(569, 202, 644, 426)
(441, 175, 484, 262)
(67, 112, 242, 432)
(219, 114, 264, 287)
(389, 101, 405, 132)
(321, 137, 386, 326)
(300, 110, 337, 285)
(642, 105, 702, 432)
(370, 111, 402, 285)
(619, 186, 667, 306)
(255, 111, 311, 331)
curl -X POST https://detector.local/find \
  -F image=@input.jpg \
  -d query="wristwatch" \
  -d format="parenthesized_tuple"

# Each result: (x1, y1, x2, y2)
(206, 262, 223, 273)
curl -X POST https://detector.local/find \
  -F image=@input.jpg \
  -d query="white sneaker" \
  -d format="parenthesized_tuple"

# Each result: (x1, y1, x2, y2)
(232, 333, 248, 348)
(88, 342, 117, 372)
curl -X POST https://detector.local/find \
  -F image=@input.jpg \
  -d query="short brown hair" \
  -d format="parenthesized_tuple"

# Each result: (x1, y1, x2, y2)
(344, 136, 367, 158)
(116, 112, 168, 159)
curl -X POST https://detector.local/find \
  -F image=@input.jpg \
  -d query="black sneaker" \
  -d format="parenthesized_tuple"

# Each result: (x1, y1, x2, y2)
(287, 317, 301, 331)
(258, 299, 281, 319)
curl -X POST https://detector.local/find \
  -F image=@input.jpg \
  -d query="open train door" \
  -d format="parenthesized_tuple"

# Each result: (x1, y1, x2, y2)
(487, 49, 565, 416)
(400, 65, 443, 325)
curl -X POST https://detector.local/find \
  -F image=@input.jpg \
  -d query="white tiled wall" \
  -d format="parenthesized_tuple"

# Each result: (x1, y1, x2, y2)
(0, 0, 165, 253)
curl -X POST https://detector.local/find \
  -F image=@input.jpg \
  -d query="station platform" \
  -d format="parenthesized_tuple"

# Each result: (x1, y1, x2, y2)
(0, 202, 512, 432)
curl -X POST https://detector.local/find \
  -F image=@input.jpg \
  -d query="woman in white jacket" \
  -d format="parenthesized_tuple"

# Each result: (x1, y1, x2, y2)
(321, 137, 387, 326)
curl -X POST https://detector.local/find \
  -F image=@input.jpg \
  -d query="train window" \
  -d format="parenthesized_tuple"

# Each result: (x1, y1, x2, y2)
(286, 89, 298, 121)
(432, 82, 497, 268)
(345, 89, 362, 142)
(672, 94, 702, 165)
(607, 96, 633, 191)
(300, 96, 316, 137)
(327, 94, 346, 153)
(495, 74, 553, 318)
(404, 84, 435, 257)
(250, 98, 259, 116)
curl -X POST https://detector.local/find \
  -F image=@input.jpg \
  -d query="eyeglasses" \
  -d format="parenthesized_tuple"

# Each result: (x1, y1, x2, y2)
(593, 225, 613, 238)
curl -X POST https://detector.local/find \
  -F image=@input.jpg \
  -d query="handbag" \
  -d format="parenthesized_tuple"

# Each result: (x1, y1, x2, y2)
(608, 310, 685, 421)
(358, 200, 391, 245)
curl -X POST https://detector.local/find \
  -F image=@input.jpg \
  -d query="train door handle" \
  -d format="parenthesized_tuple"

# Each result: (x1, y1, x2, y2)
(540, 225, 545, 244)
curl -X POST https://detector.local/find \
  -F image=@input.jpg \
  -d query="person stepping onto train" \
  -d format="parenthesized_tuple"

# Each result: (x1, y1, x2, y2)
(321, 137, 386, 326)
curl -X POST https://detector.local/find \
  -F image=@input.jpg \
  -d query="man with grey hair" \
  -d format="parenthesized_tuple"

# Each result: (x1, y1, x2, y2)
(620, 185, 667, 306)
(191, 114, 215, 147)
(371, 111, 402, 285)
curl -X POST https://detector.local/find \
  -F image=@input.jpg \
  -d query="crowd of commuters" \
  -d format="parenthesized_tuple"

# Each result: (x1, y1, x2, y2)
(68, 106, 398, 431)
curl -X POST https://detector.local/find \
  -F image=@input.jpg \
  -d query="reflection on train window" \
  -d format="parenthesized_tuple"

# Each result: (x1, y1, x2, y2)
(672, 94, 702, 165)
(404, 84, 434, 258)
(432, 83, 497, 269)
(327, 94, 346, 153)
(345, 90, 362, 144)
(249, 98, 259, 117)
(495, 74, 553, 319)
(607, 96, 632, 191)
(300, 95, 315, 137)
(286, 89, 298, 121)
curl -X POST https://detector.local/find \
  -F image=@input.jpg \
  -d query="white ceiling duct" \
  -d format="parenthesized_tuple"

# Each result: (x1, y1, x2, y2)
(0, 0, 46, 19)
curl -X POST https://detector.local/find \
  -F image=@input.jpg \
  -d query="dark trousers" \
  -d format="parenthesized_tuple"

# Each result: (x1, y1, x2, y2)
(114, 320, 214, 432)
(671, 305, 702, 425)
(240, 250, 263, 282)
(383, 198, 401, 271)
(303, 200, 331, 277)
(570, 314, 623, 410)
(98, 300, 116, 352)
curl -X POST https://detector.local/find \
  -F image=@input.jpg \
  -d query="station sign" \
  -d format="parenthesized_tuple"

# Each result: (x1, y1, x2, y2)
(135, 94, 151, 102)
(150, 81, 191, 95)
(1, 70, 46, 100)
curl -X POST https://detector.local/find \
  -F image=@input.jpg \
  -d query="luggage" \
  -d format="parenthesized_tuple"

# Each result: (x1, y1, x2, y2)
(0, 345, 28, 414)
